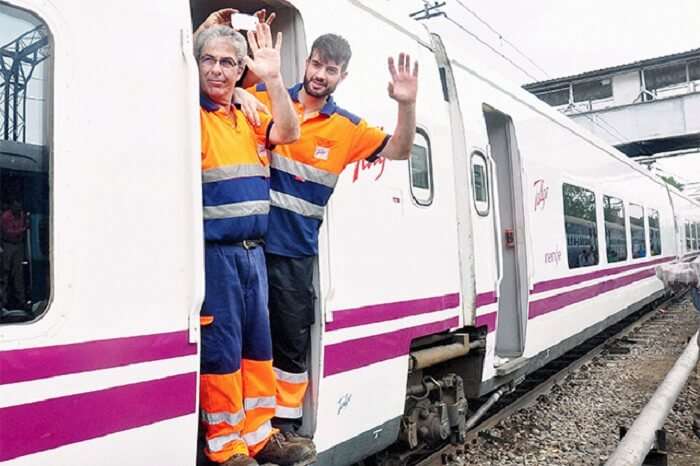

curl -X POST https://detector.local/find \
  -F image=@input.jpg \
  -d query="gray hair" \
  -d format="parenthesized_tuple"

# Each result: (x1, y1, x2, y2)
(194, 25, 247, 61)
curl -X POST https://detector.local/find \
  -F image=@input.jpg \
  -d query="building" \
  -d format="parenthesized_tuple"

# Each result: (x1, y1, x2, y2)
(523, 48, 700, 157)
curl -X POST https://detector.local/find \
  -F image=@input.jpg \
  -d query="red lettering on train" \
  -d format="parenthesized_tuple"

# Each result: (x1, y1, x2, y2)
(352, 157, 387, 183)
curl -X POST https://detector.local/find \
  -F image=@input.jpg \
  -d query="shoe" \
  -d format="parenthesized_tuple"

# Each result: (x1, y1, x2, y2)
(222, 453, 259, 466)
(255, 432, 316, 466)
(281, 430, 314, 446)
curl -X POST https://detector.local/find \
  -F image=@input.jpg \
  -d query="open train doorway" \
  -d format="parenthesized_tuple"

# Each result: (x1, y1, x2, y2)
(483, 105, 529, 363)
(189, 0, 321, 446)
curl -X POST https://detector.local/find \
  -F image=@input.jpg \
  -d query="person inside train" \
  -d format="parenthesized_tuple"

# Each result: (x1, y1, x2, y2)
(1, 199, 28, 311)
(195, 8, 420, 449)
(195, 20, 315, 466)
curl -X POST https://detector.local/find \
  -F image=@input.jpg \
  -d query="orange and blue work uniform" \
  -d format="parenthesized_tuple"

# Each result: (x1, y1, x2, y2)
(250, 83, 389, 429)
(199, 95, 277, 462)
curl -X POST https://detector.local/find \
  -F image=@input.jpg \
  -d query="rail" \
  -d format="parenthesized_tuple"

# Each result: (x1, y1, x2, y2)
(604, 330, 700, 466)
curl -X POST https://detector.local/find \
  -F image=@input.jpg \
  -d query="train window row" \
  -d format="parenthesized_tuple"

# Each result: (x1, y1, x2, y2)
(563, 183, 661, 270)
(685, 222, 700, 251)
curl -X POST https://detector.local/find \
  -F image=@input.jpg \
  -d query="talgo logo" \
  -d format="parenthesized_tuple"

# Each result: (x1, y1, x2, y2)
(534, 179, 549, 211)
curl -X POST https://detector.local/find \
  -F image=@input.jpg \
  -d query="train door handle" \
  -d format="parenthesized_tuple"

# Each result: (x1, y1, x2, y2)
(504, 229, 515, 248)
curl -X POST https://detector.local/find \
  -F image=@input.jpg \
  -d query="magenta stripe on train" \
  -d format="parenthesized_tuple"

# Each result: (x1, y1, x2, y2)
(530, 256, 672, 294)
(528, 268, 657, 319)
(325, 293, 460, 331)
(323, 264, 662, 375)
(0, 372, 197, 461)
(323, 316, 459, 376)
(0, 330, 196, 385)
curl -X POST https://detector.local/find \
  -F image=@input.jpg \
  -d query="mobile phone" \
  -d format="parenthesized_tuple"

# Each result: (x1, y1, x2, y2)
(231, 13, 259, 31)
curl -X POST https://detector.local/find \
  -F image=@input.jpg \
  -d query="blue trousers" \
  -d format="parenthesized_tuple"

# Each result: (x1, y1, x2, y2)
(199, 243, 275, 461)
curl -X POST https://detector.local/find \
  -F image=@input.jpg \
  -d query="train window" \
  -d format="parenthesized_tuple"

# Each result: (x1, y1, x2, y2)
(648, 209, 661, 256)
(563, 183, 599, 269)
(0, 5, 51, 325)
(686, 222, 692, 250)
(629, 204, 646, 258)
(470, 151, 489, 216)
(409, 128, 433, 206)
(603, 195, 627, 263)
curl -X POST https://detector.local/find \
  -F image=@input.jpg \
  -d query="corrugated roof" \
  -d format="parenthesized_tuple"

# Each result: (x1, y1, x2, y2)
(523, 47, 700, 91)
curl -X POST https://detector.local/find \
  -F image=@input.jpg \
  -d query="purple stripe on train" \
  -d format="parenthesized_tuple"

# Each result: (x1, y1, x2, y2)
(475, 291, 498, 307)
(0, 330, 196, 385)
(325, 293, 460, 332)
(0, 372, 197, 461)
(530, 256, 672, 294)
(475, 311, 497, 333)
(529, 268, 656, 319)
(324, 316, 460, 376)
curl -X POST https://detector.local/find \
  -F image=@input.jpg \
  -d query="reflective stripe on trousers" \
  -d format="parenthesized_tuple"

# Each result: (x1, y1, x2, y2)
(274, 367, 309, 420)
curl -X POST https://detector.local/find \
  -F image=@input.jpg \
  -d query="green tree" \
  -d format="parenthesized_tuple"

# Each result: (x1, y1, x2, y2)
(660, 175, 684, 191)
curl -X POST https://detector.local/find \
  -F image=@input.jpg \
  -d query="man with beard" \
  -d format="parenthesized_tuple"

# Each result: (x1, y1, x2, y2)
(249, 33, 419, 442)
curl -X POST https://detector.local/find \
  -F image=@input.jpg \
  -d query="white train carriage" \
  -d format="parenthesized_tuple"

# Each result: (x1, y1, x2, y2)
(0, 0, 699, 465)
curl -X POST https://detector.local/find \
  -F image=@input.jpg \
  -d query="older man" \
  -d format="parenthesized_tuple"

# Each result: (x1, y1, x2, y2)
(195, 22, 313, 466)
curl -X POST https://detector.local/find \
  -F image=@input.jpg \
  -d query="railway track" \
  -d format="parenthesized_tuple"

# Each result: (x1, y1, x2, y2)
(411, 290, 690, 466)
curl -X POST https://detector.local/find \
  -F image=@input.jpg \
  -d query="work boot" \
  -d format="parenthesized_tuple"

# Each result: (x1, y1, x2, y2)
(281, 429, 315, 447)
(255, 432, 316, 466)
(222, 454, 259, 466)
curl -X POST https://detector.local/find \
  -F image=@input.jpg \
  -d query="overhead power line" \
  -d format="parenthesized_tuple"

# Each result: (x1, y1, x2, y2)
(453, 0, 550, 79)
(442, 15, 540, 81)
(409, 1, 648, 155)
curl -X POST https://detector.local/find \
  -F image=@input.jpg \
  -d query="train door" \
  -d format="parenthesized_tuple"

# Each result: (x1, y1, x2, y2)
(428, 34, 477, 324)
(1, 1, 203, 464)
(483, 106, 529, 361)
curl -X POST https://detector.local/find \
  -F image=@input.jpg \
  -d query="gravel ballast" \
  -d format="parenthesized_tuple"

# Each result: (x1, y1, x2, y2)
(462, 297, 700, 466)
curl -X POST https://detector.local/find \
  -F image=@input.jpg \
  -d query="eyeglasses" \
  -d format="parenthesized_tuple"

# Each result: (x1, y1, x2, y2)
(199, 55, 245, 71)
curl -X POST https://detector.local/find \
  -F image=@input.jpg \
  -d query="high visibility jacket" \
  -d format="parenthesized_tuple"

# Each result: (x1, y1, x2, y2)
(250, 83, 389, 257)
(200, 95, 272, 243)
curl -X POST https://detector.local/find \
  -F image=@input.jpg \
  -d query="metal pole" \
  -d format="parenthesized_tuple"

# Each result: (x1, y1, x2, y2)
(605, 331, 700, 466)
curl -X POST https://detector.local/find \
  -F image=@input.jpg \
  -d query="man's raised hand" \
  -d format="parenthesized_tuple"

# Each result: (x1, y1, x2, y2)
(244, 22, 283, 83)
(387, 52, 419, 104)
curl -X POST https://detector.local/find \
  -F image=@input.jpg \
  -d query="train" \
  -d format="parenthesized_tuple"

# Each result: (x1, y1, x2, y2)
(1, 0, 699, 465)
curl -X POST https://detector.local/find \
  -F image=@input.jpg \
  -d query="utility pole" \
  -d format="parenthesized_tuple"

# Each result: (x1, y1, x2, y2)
(409, 1, 446, 21)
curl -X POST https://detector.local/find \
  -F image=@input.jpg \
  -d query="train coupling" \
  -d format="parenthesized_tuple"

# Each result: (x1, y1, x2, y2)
(402, 374, 468, 449)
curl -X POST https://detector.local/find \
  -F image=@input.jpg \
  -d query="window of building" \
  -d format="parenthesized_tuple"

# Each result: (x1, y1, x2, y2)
(690, 60, 700, 82)
(563, 183, 599, 269)
(644, 63, 688, 91)
(603, 195, 627, 263)
(694, 223, 699, 251)
(648, 209, 661, 256)
(573, 79, 613, 102)
(409, 128, 433, 206)
(535, 86, 570, 107)
(0, 4, 51, 324)
(470, 151, 489, 216)
(629, 204, 646, 258)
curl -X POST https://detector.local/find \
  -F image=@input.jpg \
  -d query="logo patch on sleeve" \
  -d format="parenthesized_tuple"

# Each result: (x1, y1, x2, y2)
(314, 145, 330, 160)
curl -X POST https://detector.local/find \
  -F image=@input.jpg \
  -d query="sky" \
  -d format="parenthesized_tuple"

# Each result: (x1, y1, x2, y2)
(383, 0, 700, 187)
